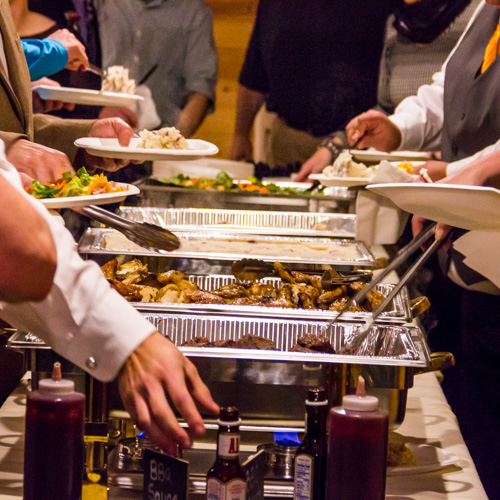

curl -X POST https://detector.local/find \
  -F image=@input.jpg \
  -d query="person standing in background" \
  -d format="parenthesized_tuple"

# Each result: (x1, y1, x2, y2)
(345, 2, 500, 494)
(295, 0, 477, 180)
(93, 0, 218, 138)
(230, 0, 397, 173)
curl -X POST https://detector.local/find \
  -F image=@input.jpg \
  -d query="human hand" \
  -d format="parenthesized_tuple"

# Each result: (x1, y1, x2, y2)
(84, 118, 138, 172)
(230, 135, 253, 162)
(7, 139, 74, 184)
(295, 147, 332, 182)
(346, 110, 402, 151)
(412, 160, 449, 182)
(32, 78, 75, 113)
(48, 29, 88, 71)
(117, 332, 219, 456)
(99, 106, 138, 129)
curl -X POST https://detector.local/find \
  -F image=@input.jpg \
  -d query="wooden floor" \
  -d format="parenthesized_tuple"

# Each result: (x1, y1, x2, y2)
(192, 0, 259, 159)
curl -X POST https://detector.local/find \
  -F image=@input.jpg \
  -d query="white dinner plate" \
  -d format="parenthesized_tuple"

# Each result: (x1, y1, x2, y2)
(309, 173, 372, 187)
(75, 137, 219, 162)
(33, 85, 143, 107)
(33, 183, 140, 209)
(388, 443, 461, 476)
(350, 149, 432, 163)
(366, 183, 500, 231)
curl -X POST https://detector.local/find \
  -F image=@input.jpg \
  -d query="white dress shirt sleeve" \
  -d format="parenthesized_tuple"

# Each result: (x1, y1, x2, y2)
(0, 142, 156, 382)
(388, 2, 486, 152)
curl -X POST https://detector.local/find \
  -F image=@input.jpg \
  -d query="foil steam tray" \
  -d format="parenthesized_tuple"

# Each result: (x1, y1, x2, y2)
(132, 275, 411, 324)
(116, 207, 356, 238)
(78, 228, 376, 266)
(146, 314, 430, 368)
(7, 318, 430, 368)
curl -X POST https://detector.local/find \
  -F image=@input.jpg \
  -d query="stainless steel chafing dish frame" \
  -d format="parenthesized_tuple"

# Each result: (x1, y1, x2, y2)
(130, 275, 412, 324)
(134, 178, 356, 214)
(78, 228, 377, 266)
(116, 207, 357, 238)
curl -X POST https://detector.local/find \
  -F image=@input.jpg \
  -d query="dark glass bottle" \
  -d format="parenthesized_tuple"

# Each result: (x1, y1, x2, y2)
(293, 387, 328, 500)
(206, 406, 247, 500)
(24, 362, 85, 500)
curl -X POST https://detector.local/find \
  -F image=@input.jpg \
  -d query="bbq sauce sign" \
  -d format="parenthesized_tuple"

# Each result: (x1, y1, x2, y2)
(143, 448, 188, 500)
(243, 449, 266, 500)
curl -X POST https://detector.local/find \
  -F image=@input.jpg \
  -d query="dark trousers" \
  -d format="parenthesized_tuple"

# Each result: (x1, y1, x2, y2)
(437, 289, 500, 499)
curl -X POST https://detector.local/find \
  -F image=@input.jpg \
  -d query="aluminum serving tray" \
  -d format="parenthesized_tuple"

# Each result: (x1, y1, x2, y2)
(132, 276, 411, 324)
(7, 319, 430, 368)
(145, 313, 430, 368)
(78, 228, 377, 266)
(116, 207, 356, 238)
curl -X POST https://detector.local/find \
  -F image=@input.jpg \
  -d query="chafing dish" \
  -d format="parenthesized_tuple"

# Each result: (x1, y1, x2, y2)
(78, 228, 376, 266)
(134, 177, 355, 213)
(117, 207, 356, 238)
(130, 275, 411, 323)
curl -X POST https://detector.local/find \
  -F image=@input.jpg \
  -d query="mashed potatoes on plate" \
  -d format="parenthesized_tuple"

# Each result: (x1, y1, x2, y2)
(323, 152, 376, 178)
(137, 127, 189, 150)
(101, 65, 136, 94)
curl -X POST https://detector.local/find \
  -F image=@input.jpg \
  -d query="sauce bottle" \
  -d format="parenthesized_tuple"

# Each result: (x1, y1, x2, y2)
(24, 362, 86, 500)
(293, 387, 328, 500)
(206, 406, 247, 500)
(325, 376, 389, 500)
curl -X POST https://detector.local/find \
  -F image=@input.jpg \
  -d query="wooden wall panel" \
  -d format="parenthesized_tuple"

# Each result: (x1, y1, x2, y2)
(193, 0, 259, 159)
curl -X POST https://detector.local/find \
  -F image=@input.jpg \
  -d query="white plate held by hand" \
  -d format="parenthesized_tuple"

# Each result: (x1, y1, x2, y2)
(309, 173, 372, 187)
(34, 183, 140, 209)
(366, 183, 500, 231)
(33, 85, 143, 107)
(75, 137, 219, 162)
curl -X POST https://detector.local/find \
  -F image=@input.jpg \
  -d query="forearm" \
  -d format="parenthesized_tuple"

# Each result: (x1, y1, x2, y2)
(176, 93, 209, 138)
(33, 114, 94, 164)
(22, 39, 68, 81)
(449, 152, 500, 189)
(0, 173, 56, 302)
(233, 85, 266, 138)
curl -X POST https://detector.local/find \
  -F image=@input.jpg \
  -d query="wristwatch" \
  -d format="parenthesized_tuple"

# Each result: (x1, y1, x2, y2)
(318, 136, 341, 162)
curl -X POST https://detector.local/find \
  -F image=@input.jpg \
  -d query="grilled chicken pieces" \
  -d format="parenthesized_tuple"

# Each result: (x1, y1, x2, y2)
(102, 259, 381, 312)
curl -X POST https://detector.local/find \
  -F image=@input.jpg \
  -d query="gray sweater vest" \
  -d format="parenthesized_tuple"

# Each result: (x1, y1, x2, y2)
(442, 4, 500, 162)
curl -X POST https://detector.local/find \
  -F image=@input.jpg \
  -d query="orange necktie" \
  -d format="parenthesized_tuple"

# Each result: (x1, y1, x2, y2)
(481, 21, 500, 73)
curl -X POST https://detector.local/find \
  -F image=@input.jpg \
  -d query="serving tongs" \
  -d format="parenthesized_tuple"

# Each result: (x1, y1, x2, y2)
(324, 222, 442, 354)
(78, 205, 180, 252)
(231, 258, 372, 285)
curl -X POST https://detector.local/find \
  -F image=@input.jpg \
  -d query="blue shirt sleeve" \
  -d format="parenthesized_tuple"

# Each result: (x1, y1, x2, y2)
(21, 39, 69, 81)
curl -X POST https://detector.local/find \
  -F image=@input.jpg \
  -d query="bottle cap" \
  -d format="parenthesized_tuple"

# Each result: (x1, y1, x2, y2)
(306, 387, 328, 406)
(218, 406, 242, 426)
(39, 362, 75, 395)
(342, 376, 379, 411)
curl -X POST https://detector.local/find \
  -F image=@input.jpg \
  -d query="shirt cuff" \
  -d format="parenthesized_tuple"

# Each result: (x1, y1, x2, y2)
(389, 112, 426, 152)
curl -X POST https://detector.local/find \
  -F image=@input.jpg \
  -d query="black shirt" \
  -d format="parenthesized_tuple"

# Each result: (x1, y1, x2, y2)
(239, 0, 397, 137)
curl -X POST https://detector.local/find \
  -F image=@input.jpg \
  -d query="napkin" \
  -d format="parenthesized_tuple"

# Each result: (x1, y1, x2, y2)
(451, 230, 500, 290)
(355, 160, 412, 245)
(132, 84, 161, 132)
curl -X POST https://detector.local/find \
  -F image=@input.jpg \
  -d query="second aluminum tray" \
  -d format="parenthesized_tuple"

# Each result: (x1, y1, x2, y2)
(117, 207, 357, 238)
(132, 276, 411, 324)
(78, 228, 377, 266)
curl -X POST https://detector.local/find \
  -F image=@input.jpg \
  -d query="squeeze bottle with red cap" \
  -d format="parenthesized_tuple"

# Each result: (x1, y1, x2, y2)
(325, 376, 389, 500)
(23, 362, 86, 500)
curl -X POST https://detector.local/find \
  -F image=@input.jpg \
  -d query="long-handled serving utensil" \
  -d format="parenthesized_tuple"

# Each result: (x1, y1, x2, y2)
(78, 205, 180, 252)
(328, 221, 438, 327)
(86, 63, 106, 78)
(345, 233, 445, 355)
